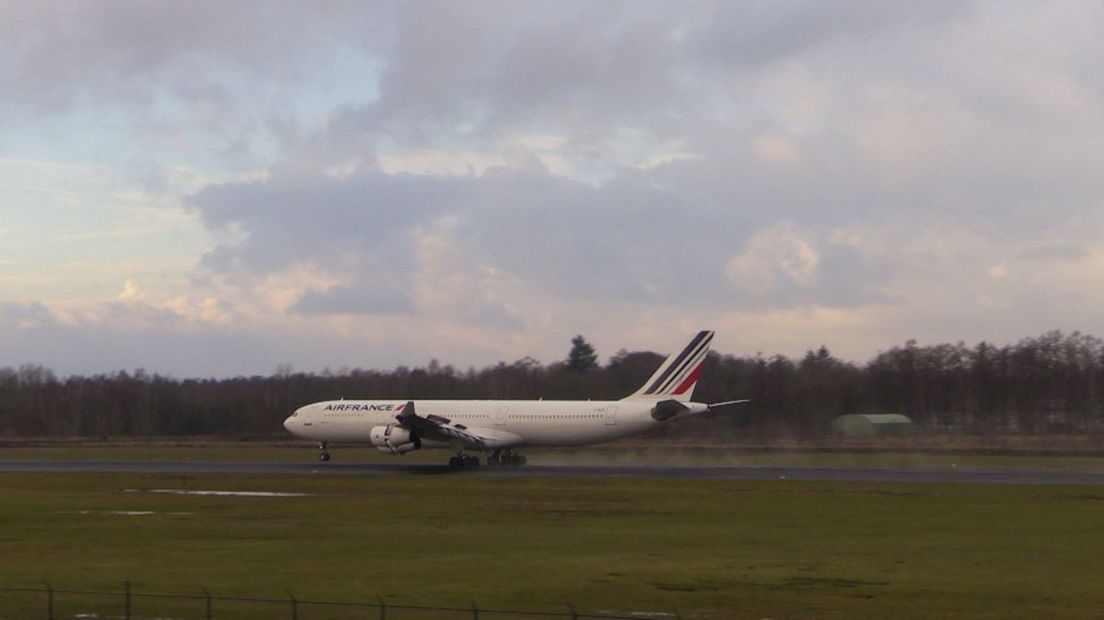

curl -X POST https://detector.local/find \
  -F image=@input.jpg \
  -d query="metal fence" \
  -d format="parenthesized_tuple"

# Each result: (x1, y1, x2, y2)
(0, 582, 680, 620)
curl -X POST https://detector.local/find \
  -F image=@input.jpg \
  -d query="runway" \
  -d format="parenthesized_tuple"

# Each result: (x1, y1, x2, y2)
(1, 460, 1103, 484)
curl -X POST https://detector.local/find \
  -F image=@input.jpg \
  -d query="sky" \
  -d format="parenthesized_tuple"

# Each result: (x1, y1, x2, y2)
(2, 0, 1103, 377)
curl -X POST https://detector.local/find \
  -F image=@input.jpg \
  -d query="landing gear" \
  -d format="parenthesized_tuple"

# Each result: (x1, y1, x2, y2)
(487, 449, 527, 467)
(448, 454, 481, 470)
(318, 442, 331, 462)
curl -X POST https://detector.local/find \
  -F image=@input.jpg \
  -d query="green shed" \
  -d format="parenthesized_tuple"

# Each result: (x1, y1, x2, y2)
(832, 414, 914, 438)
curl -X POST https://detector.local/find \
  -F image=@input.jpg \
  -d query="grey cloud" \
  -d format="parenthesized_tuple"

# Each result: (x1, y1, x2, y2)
(0, 310, 312, 378)
(0, 299, 428, 377)
(686, 1, 968, 70)
(182, 0, 1104, 321)
(1017, 244, 1090, 262)
(325, 0, 1104, 251)
(185, 163, 772, 317)
(2, 1, 390, 121)
(293, 286, 412, 316)
(0, 301, 55, 328)
(331, 1, 974, 148)
(187, 169, 463, 275)
(10, 1, 1104, 373)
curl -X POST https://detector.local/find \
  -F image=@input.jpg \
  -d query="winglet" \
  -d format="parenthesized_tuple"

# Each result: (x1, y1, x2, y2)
(395, 401, 417, 425)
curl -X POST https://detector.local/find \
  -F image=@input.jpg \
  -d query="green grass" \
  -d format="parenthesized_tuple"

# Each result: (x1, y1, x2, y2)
(1, 472, 1103, 619)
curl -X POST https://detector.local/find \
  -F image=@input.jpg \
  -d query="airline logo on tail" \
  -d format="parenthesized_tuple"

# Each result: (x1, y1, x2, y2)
(624, 330, 714, 401)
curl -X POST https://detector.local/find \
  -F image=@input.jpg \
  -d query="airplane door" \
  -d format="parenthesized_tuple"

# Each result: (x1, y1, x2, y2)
(495, 407, 508, 427)
(604, 406, 617, 426)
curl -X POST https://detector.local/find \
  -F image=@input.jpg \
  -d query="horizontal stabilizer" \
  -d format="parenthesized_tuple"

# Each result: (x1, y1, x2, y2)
(707, 399, 750, 411)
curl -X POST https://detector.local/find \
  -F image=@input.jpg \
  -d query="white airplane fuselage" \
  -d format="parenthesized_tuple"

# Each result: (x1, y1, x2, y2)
(284, 398, 707, 449)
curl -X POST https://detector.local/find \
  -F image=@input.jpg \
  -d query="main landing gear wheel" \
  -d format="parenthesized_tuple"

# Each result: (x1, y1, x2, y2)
(448, 455, 480, 470)
(318, 442, 331, 462)
(488, 449, 527, 467)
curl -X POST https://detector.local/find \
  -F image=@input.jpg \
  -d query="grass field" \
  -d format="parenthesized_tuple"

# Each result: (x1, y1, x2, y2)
(1, 469, 1103, 619)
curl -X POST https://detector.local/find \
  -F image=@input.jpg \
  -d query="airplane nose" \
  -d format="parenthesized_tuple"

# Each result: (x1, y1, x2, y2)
(284, 407, 307, 434)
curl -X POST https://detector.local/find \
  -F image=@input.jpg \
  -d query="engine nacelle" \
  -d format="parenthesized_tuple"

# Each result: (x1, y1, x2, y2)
(369, 425, 420, 455)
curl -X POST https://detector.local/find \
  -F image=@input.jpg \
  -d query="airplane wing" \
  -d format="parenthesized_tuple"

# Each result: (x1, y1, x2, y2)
(394, 401, 519, 448)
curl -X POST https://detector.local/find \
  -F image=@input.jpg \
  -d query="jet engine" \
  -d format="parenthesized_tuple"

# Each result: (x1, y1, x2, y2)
(369, 425, 421, 455)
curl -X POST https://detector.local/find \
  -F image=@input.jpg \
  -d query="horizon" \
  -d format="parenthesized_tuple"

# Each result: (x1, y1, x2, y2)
(3, 327, 1092, 381)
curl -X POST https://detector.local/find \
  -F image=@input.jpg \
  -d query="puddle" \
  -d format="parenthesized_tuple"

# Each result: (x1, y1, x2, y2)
(57, 510, 193, 516)
(75, 608, 187, 613)
(126, 488, 311, 497)
(596, 612, 679, 619)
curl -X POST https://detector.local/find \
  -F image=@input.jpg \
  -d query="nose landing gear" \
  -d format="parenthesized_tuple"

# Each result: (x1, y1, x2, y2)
(318, 442, 331, 462)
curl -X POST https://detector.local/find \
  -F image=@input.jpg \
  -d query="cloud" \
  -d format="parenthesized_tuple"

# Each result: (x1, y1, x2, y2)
(163, 1, 1104, 368)
(1017, 244, 1090, 261)
(1, 2, 385, 111)
(725, 223, 819, 293)
(117, 279, 144, 302)
(293, 286, 412, 316)
(185, 158, 785, 325)
(6, 1, 1104, 376)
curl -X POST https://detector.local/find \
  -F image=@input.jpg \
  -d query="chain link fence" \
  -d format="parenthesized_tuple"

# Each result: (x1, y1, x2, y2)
(0, 582, 680, 620)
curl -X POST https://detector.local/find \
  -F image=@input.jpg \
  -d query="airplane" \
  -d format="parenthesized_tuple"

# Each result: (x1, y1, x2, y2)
(282, 330, 747, 468)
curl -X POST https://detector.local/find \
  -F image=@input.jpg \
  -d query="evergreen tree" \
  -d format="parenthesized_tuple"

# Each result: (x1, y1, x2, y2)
(565, 335, 599, 373)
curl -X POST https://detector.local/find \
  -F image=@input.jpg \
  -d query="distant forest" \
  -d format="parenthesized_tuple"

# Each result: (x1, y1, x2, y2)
(2, 330, 1104, 439)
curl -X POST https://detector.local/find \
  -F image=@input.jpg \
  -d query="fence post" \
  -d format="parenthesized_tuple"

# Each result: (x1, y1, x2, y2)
(470, 600, 479, 620)
(287, 590, 298, 620)
(124, 580, 132, 620)
(565, 602, 578, 620)
(377, 595, 386, 620)
(202, 587, 212, 620)
(43, 580, 53, 620)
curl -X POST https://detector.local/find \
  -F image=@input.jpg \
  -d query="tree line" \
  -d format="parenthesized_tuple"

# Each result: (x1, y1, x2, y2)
(2, 330, 1103, 439)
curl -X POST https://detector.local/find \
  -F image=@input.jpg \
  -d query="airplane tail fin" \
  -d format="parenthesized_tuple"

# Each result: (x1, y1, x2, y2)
(622, 330, 714, 402)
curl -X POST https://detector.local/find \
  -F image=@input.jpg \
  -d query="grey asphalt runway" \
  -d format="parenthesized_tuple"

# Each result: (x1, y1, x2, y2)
(1, 460, 1102, 484)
